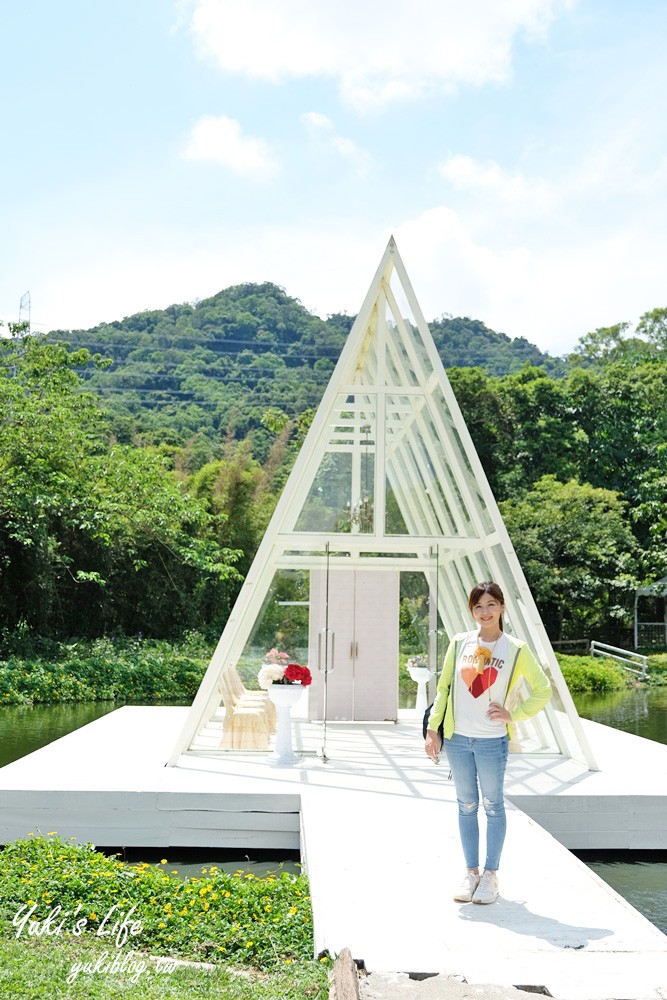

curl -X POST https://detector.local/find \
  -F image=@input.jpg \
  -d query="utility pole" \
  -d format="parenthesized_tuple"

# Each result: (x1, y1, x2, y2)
(18, 291, 31, 335)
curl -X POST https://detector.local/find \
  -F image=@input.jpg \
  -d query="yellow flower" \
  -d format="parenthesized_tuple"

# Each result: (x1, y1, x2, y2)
(473, 645, 493, 674)
(158, 922, 166, 929)
(160, 859, 168, 865)
(246, 941, 253, 948)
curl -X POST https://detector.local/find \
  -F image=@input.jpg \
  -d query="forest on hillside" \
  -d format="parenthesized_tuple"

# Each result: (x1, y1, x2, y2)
(1, 287, 666, 647)
(42, 283, 563, 465)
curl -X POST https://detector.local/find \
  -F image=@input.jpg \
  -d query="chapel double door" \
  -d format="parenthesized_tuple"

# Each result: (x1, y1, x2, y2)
(308, 567, 398, 722)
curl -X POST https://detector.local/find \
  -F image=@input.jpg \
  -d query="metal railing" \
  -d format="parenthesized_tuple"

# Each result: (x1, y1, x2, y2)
(590, 640, 648, 677)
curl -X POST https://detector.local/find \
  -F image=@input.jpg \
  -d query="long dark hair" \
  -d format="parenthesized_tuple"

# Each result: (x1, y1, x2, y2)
(468, 580, 505, 631)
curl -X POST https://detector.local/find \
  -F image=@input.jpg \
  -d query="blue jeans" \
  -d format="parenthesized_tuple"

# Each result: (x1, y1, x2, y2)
(444, 733, 508, 871)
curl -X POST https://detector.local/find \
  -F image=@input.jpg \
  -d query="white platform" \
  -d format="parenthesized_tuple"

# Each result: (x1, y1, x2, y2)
(1, 707, 666, 999)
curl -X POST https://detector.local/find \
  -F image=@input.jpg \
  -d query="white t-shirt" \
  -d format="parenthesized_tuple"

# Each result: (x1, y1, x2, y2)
(453, 630, 512, 738)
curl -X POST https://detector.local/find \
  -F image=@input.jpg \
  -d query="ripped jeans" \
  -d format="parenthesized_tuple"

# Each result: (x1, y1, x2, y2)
(444, 733, 508, 872)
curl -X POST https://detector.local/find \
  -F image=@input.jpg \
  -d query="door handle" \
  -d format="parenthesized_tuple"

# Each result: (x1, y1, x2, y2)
(319, 629, 335, 671)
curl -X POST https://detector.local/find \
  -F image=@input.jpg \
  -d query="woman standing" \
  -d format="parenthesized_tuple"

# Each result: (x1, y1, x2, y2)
(425, 581, 551, 904)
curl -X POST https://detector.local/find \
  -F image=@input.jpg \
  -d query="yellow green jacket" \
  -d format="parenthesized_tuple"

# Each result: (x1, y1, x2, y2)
(426, 632, 552, 743)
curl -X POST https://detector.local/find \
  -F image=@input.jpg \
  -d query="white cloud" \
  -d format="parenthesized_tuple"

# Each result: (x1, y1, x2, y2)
(439, 154, 555, 213)
(301, 111, 373, 176)
(394, 206, 536, 322)
(392, 205, 666, 354)
(182, 115, 279, 178)
(301, 111, 334, 132)
(188, 0, 568, 110)
(33, 228, 379, 334)
(26, 204, 667, 359)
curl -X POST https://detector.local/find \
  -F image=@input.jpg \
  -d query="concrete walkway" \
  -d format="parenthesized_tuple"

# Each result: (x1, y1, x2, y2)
(298, 724, 667, 1000)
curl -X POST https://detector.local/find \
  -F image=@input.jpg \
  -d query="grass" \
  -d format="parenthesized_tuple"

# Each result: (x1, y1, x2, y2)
(0, 932, 328, 999)
(0, 835, 331, 999)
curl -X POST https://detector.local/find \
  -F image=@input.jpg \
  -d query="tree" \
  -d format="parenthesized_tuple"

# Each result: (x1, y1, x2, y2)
(447, 367, 515, 498)
(500, 476, 639, 642)
(0, 336, 240, 637)
(500, 367, 588, 494)
(636, 307, 667, 352)
(630, 443, 667, 582)
(566, 362, 667, 500)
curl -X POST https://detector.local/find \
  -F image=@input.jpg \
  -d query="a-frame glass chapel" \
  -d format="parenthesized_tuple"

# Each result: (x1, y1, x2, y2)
(167, 238, 596, 769)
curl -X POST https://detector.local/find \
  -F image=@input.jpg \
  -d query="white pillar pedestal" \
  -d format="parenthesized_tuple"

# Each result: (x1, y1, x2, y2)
(408, 665, 434, 718)
(267, 684, 304, 766)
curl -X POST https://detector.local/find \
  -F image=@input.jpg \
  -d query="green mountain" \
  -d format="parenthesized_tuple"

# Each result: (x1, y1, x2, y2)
(45, 281, 562, 462)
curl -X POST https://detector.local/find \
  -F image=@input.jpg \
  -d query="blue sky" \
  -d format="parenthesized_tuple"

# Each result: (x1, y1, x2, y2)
(2, 0, 666, 355)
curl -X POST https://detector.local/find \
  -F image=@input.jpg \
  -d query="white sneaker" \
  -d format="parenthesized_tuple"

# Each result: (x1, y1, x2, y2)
(453, 871, 480, 903)
(472, 870, 499, 904)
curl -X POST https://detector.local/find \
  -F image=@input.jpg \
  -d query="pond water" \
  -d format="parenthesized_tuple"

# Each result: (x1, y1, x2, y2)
(0, 702, 118, 769)
(0, 689, 665, 935)
(573, 685, 667, 746)
(569, 685, 667, 935)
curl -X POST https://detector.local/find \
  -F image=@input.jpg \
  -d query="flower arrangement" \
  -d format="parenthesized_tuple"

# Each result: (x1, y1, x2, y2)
(264, 648, 289, 666)
(258, 662, 312, 689)
(406, 654, 429, 670)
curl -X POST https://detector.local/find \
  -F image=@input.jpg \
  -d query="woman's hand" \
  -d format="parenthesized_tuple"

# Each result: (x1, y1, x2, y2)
(425, 729, 441, 762)
(487, 702, 512, 724)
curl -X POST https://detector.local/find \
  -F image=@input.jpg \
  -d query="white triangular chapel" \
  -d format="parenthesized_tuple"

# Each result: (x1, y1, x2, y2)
(167, 239, 596, 769)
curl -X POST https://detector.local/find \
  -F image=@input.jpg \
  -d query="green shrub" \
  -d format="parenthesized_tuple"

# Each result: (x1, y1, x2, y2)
(0, 637, 212, 706)
(0, 835, 317, 972)
(646, 653, 667, 685)
(556, 654, 630, 693)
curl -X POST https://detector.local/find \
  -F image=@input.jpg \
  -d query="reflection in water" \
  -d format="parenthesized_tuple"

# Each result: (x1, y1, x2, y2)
(578, 856, 667, 936)
(571, 685, 667, 936)
(0, 703, 117, 768)
(573, 686, 667, 746)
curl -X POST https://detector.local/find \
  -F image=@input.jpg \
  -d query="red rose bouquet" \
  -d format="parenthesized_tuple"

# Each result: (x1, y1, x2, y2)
(283, 663, 312, 686)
